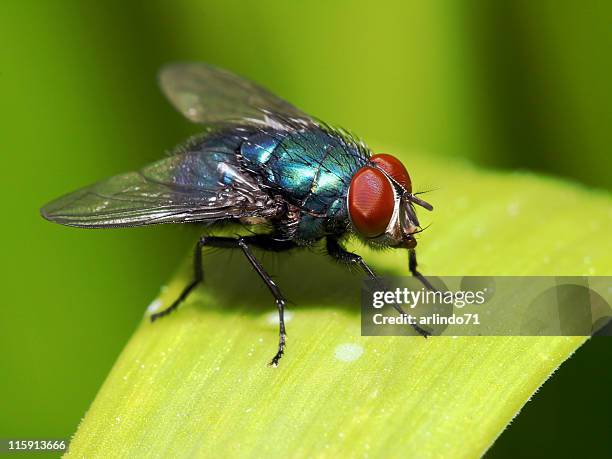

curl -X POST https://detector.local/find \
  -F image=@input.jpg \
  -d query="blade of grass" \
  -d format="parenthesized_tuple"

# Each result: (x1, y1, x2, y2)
(66, 152, 611, 458)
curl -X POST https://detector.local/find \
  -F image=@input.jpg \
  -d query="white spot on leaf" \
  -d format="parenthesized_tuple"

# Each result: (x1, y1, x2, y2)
(146, 298, 163, 315)
(334, 343, 364, 362)
(507, 201, 520, 217)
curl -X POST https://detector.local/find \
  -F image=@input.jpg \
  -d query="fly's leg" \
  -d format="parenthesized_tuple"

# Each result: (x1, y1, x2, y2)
(150, 236, 238, 322)
(236, 237, 294, 367)
(151, 234, 296, 367)
(326, 237, 430, 338)
(239, 236, 297, 366)
(409, 248, 435, 291)
(325, 237, 377, 279)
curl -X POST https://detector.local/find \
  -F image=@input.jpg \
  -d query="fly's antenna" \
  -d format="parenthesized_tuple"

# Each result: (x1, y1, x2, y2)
(411, 223, 432, 235)
(413, 189, 438, 196)
(403, 191, 434, 211)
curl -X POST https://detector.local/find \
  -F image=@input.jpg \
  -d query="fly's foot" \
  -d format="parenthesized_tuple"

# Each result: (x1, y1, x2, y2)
(412, 323, 431, 338)
(268, 350, 284, 368)
(268, 334, 286, 367)
(150, 299, 181, 322)
(150, 308, 170, 322)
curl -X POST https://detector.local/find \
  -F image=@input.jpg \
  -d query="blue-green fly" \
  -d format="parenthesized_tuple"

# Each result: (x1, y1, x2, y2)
(41, 63, 433, 366)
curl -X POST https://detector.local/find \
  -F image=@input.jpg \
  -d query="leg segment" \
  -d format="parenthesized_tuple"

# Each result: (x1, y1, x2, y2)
(237, 238, 291, 366)
(151, 235, 295, 366)
(150, 236, 240, 322)
(409, 248, 435, 291)
(325, 237, 376, 278)
(326, 237, 430, 337)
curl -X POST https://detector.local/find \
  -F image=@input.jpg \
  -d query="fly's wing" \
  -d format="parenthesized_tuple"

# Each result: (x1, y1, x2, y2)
(42, 63, 322, 228)
(40, 151, 280, 228)
(159, 62, 311, 126)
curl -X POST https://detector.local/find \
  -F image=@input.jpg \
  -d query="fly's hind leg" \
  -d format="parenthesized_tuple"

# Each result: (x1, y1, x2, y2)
(151, 234, 296, 367)
(326, 237, 430, 338)
(150, 236, 237, 322)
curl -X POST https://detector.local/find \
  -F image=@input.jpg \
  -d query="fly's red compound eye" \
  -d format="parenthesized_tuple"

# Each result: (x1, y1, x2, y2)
(370, 153, 412, 193)
(348, 167, 395, 238)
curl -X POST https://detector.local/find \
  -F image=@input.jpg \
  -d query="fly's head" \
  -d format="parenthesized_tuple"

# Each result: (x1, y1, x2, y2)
(347, 154, 433, 249)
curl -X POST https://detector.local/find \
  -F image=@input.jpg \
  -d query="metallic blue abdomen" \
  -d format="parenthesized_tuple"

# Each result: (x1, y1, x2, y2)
(240, 127, 369, 241)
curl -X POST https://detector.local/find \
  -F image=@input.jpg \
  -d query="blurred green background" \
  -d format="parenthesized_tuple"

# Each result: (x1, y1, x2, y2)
(1, 1, 610, 457)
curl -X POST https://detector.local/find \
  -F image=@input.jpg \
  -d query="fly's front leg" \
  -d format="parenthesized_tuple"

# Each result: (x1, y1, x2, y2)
(326, 237, 430, 338)
(409, 248, 435, 291)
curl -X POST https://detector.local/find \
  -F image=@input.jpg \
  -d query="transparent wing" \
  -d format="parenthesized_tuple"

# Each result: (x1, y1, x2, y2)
(159, 62, 311, 125)
(40, 151, 280, 228)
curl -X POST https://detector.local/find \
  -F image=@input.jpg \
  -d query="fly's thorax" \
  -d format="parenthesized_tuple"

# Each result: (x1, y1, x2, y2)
(240, 128, 364, 198)
(240, 127, 368, 242)
(273, 197, 349, 244)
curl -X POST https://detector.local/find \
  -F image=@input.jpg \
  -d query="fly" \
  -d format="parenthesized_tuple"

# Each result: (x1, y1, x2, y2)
(40, 62, 434, 366)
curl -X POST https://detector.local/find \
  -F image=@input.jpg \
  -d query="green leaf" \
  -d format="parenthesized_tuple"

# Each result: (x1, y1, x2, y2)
(66, 152, 611, 458)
